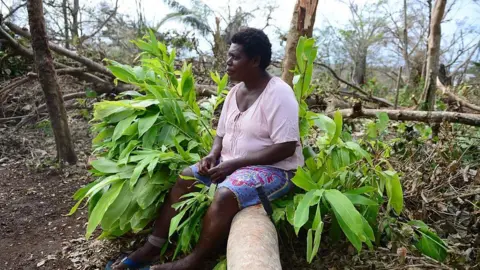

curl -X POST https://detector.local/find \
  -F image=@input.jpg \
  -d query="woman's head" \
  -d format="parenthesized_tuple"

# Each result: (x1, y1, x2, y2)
(226, 28, 272, 82)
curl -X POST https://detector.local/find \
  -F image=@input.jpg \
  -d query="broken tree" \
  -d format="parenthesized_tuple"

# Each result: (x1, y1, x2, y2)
(421, 0, 446, 111)
(27, 0, 77, 164)
(281, 0, 319, 87)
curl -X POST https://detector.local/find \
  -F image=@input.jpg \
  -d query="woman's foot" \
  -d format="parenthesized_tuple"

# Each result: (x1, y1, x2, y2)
(111, 242, 161, 270)
(150, 256, 199, 270)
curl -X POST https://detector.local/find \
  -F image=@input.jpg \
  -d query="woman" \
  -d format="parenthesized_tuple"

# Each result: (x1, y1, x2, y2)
(113, 27, 304, 270)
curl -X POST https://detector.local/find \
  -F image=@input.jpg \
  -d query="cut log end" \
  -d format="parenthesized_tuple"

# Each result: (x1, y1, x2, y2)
(227, 205, 282, 270)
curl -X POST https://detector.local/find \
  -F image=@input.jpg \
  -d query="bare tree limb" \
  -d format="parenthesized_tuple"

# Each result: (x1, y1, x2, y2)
(0, 25, 32, 57)
(2, 2, 26, 20)
(448, 40, 479, 78)
(5, 21, 113, 77)
(330, 107, 480, 127)
(437, 80, 480, 112)
(314, 61, 394, 107)
(80, 0, 119, 41)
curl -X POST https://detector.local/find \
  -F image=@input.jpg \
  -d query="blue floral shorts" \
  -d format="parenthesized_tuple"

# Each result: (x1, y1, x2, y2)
(190, 163, 294, 209)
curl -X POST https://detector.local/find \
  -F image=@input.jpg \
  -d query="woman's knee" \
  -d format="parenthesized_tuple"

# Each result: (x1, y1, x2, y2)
(210, 187, 240, 214)
(173, 167, 195, 192)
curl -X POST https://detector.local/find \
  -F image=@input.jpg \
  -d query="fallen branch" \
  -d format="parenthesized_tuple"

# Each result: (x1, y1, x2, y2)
(437, 81, 480, 113)
(314, 62, 394, 108)
(5, 21, 113, 77)
(0, 76, 31, 99)
(330, 107, 480, 127)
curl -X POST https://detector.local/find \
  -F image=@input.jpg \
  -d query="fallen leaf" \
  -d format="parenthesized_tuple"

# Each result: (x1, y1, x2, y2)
(37, 259, 46, 267)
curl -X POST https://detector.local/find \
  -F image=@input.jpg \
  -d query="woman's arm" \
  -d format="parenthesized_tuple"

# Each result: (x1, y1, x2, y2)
(208, 141, 296, 183)
(209, 135, 224, 159)
(235, 141, 296, 167)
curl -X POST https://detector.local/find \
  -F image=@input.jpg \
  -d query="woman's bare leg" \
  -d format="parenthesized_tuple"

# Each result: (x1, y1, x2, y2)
(151, 187, 240, 270)
(112, 168, 197, 270)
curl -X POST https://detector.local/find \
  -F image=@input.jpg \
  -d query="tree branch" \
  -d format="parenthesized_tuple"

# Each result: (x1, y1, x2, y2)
(330, 108, 480, 127)
(5, 21, 113, 77)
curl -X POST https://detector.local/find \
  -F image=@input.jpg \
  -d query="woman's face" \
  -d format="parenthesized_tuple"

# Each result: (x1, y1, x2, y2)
(226, 43, 257, 82)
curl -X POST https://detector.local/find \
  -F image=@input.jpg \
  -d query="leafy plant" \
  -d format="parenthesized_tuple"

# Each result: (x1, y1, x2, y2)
(69, 31, 226, 245)
(274, 37, 446, 263)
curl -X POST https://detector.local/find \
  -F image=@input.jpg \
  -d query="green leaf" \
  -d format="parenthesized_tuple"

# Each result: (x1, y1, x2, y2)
(414, 230, 448, 262)
(344, 194, 378, 206)
(306, 229, 313, 263)
(90, 158, 122, 174)
(331, 111, 343, 144)
(142, 125, 160, 149)
(324, 190, 365, 251)
(130, 154, 156, 188)
(112, 115, 136, 141)
(212, 258, 227, 270)
(169, 208, 188, 238)
(138, 112, 159, 137)
(291, 167, 317, 191)
(376, 112, 389, 134)
(101, 181, 132, 230)
(345, 186, 376, 195)
(312, 114, 336, 137)
(86, 181, 125, 239)
(384, 171, 404, 214)
(345, 141, 372, 165)
(294, 190, 318, 234)
(309, 220, 324, 263)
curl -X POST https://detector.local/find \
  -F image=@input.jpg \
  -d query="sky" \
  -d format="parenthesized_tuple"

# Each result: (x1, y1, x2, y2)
(1, 0, 479, 61)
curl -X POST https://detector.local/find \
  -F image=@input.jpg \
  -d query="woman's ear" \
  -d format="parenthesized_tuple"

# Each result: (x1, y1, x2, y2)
(251, 55, 261, 68)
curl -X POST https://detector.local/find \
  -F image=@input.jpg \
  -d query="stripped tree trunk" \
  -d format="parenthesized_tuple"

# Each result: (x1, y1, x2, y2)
(27, 0, 77, 164)
(62, 0, 69, 49)
(402, 0, 410, 85)
(227, 205, 281, 270)
(421, 0, 446, 111)
(281, 0, 319, 87)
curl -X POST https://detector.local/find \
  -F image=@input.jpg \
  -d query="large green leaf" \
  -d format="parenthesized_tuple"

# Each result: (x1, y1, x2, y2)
(292, 167, 318, 191)
(344, 194, 378, 206)
(324, 189, 366, 250)
(312, 114, 336, 138)
(112, 115, 136, 141)
(138, 112, 159, 137)
(414, 230, 448, 262)
(86, 181, 125, 239)
(384, 171, 404, 214)
(101, 181, 132, 230)
(293, 190, 318, 234)
(331, 111, 343, 144)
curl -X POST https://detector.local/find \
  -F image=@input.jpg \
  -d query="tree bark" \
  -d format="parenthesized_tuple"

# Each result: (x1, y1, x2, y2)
(71, 0, 80, 46)
(227, 205, 281, 270)
(62, 0, 70, 49)
(421, 0, 446, 111)
(353, 51, 367, 85)
(402, 0, 410, 84)
(394, 66, 403, 109)
(27, 0, 77, 164)
(421, 0, 433, 80)
(331, 107, 480, 127)
(281, 0, 319, 87)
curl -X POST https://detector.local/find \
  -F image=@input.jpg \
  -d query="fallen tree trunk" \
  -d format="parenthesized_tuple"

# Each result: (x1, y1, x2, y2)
(5, 21, 113, 77)
(227, 205, 281, 270)
(330, 107, 480, 127)
(437, 81, 480, 113)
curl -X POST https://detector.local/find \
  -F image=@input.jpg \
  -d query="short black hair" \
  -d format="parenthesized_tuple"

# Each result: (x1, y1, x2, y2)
(231, 28, 272, 70)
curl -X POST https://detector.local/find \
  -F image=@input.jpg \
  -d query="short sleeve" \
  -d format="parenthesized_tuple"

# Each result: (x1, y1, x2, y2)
(264, 83, 300, 144)
(216, 84, 238, 137)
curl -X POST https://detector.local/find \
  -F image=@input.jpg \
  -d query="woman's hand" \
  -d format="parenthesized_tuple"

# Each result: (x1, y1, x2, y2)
(198, 154, 217, 176)
(208, 160, 242, 183)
